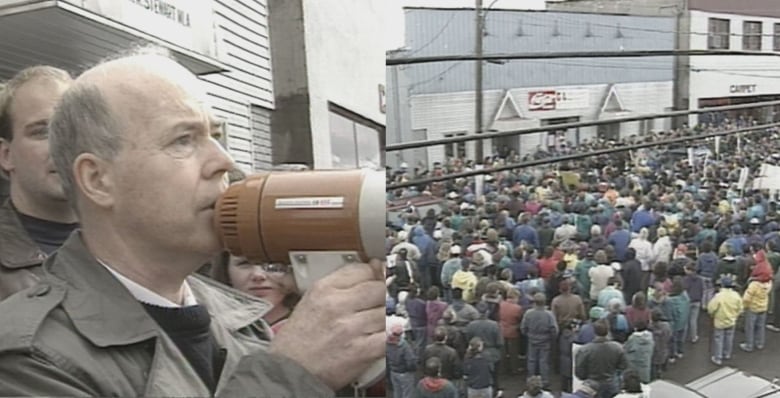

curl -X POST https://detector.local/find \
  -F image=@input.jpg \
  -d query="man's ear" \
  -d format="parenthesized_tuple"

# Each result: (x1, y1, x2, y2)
(73, 153, 115, 209)
(0, 138, 14, 176)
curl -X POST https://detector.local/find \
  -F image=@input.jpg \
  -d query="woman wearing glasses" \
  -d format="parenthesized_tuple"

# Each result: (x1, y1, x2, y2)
(211, 253, 301, 334)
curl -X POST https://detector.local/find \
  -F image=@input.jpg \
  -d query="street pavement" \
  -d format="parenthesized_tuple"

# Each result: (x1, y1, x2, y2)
(498, 313, 780, 397)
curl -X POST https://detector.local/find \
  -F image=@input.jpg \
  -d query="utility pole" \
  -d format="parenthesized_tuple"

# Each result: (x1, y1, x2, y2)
(475, 0, 484, 164)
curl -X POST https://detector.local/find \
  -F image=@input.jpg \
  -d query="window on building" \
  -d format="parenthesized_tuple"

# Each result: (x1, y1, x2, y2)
(328, 104, 383, 169)
(743, 21, 762, 50)
(443, 132, 467, 159)
(708, 18, 730, 50)
(774, 23, 780, 51)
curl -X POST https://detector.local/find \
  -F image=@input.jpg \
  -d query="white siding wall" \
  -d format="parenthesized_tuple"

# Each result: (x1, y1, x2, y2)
(201, 0, 275, 173)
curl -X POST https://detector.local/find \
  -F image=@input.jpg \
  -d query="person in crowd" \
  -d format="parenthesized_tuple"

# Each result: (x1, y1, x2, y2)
(682, 263, 704, 343)
(441, 245, 463, 303)
(560, 380, 599, 398)
(608, 221, 631, 262)
(405, 284, 428, 361)
(575, 306, 605, 345)
(598, 277, 625, 310)
(621, 248, 643, 304)
(652, 227, 673, 268)
(427, 286, 449, 341)
(575, 249, 596, 306)
(423, 326, 462, 388)
(613, 369, 646, 398)
(623, 319, 654, 384)
(708, 275, 744, 365)
(0, 66, 79, 300)
(696, 240, 719, 305)
(520, 375, 554, 398)
(650, 309, 671, 380)
(0, 51, 385, 397)
(574, 319, 628, 398)
(388, 324, 417, 398)
(463, 337, 494, 398)
(514, 213, 540, 251)
(629, 228, 654, 282)
(625, 292, 651, 329)
(538, 246, 559, 279)
(559, 320, 579, 393)
(740, 261, 772, 352)
(589, 225, 608, 253)
(552, 279, 587, 332)
(391, 230, 422, 263)
(390, 248, 421, 301)
(465, 301, 504, 395)
(605, 298, 630, 344)
(666, 277, 690, 362)
(589, 250, 615, 302)
(521, 292, 558, 389)
(499, 287, 524, 375)
(416, 357, 459, 398)
(210, 254, 300, 334)
(452, 257, 479, 304)
(449, 287, 480, 327)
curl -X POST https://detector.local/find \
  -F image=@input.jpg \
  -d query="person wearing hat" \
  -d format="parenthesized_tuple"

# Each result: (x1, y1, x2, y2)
(391, 230, 422, 263)
(707, 275, 744, 365)
(441, 245, 463, 303)
(520, 293, 558, 389)
(387, 324, 417, 398)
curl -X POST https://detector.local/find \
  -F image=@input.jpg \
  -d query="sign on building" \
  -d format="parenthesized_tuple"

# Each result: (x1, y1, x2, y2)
(528, 89, 589, 111)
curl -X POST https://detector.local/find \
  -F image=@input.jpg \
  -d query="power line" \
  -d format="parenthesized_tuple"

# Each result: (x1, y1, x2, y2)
(387, 122, 780, 189)
(386, 99, 780, 151)
(386, 49, 780, 65)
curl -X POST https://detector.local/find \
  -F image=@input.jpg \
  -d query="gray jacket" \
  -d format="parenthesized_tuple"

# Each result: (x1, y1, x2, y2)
(520, 307, 559, 345)
(0, 199, 47, 301)
(574, 336, 627, 383)
(464, 319, 504, 363)
(0, 232, 333, 397)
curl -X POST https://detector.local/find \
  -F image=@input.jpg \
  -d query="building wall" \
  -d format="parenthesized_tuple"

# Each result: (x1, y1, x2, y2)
(411, 81, 672, 166)
(546, 0, 683, 16)
(689, 0, 780, 19)
(687, 10, 780, 125)
(402, 9, 676, 95)
(302, 0, 386, 169)
(201, 0, 275, 172)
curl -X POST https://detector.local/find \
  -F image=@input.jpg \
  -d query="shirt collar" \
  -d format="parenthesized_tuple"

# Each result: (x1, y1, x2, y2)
(98, 260, 198, 307)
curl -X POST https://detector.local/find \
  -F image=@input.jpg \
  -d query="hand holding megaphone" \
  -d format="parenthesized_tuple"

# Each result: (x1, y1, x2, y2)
(213, 169, 386, 391)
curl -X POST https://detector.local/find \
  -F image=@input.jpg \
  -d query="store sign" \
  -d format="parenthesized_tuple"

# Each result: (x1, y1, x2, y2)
(730, 84, 757, 94)
(81, 0, 216, 57)
(528, 89, 589, 111)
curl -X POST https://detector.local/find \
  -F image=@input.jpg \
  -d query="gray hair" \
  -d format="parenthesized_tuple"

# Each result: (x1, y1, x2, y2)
(48, 84, 124, 211)
(48, 44, 174, 210)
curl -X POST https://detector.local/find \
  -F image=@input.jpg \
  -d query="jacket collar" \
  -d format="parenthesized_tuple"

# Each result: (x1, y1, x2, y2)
(45, 232, 269, 347)
(0, 199, 47, 268)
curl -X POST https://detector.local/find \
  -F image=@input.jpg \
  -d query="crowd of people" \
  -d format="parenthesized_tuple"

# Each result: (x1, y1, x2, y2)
(384, 120, 780, 398)
(0, 48, 385, 397)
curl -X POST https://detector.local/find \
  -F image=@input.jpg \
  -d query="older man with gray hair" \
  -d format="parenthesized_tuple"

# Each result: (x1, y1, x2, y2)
(0, 49, 384, 397)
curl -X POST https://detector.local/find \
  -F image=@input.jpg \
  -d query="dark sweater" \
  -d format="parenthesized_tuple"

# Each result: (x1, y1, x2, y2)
(16, 207, 78, 254)
(142, 303, 223, 393)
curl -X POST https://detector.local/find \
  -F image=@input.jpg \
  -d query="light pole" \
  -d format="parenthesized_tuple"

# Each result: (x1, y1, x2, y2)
(475, 0, 484, 164)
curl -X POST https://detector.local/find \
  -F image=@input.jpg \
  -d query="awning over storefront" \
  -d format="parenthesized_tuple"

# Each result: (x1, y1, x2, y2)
(597, 84, 633, 119)
(0, 0, 229, 80)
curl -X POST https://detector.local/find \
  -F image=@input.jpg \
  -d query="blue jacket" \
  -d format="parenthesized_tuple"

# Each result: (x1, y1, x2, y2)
(513, 224, 539, 250)
(696, 252, 719, 278)
(666, 293, 691, 332)
(608, 229, 632, 261)
(387, 340, 417, 374)
(630, 210, 654, 233)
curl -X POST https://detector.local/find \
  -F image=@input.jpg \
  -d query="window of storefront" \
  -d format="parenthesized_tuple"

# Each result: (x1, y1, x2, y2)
(774, 23, 780, 51)
(328, 104, 383, 169)
(743, 21, 762, 51)
(708, 18, 730, 50)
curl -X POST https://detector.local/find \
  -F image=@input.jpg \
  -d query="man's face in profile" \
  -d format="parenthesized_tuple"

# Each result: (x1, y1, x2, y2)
(104, 68, 234, 256)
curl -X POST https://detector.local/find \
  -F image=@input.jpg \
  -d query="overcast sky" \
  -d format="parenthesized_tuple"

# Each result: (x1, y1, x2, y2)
(385, 0, 546, 51)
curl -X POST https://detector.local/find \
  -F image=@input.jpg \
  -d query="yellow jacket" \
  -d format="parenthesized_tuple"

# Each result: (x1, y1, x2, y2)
(451, 270, 478, 303)
(743, 281, 772, 313)
(707, 288, 744, 329)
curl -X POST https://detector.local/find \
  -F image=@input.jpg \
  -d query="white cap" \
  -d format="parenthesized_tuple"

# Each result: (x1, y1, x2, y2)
(400, 162, 408, 169)
(450, 245, 462, 254)
(460, 202, 470, 210)
(433, 230, 443, 240)
(397, 230, 408, 241)
(751, 218, 761, 224)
